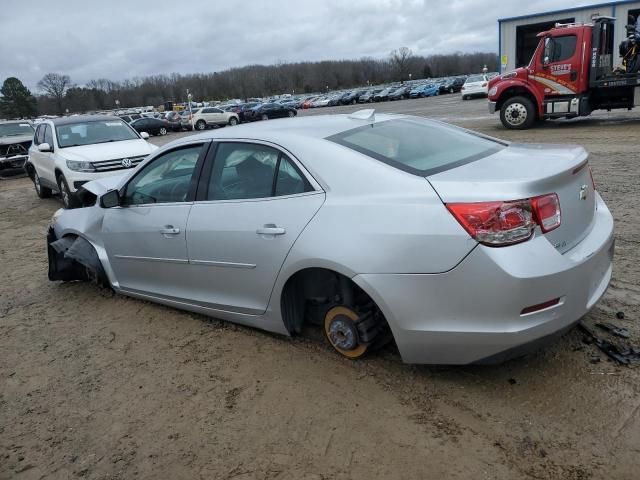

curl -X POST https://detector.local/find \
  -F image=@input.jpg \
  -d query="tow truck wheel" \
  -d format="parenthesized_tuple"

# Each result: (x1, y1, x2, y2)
(324, 306, 369, 359)
(500, 96, 535, 130)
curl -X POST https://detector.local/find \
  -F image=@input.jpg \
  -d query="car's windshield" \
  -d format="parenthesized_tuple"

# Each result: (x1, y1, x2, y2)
(327, 118, 505, 176)
(0, 122, 34, 137)
(56, 119, 138, 148)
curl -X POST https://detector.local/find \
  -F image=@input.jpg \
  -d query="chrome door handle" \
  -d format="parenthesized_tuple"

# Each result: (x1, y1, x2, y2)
(159, 227, 180, 235)
(256, 225, 286, 236)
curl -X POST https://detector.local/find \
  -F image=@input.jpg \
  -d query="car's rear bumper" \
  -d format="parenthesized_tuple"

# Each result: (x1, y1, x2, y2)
(354, 192, 614, 364)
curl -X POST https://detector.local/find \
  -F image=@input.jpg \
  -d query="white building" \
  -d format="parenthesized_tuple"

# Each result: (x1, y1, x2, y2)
(498, 1, 640, 72)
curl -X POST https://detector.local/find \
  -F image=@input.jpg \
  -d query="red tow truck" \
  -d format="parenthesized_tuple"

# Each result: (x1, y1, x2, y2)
(488, 16, 640, 129)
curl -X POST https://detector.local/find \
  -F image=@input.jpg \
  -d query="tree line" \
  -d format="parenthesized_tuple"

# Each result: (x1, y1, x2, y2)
(1, 49, 497, 118)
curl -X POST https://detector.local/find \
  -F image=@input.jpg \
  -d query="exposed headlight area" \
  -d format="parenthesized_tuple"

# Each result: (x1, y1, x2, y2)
(66, 159, 96, 172)
(51, 208, 64, 226)
(488, 86, 498, 96)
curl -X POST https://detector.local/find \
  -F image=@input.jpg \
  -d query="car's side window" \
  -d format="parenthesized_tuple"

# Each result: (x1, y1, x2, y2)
(206, 142, 313, 201)
(207, 143, 279, 201)
(34, 125, 45, 145)
(212, 108, 223, 114)
(202, 108, 212, 114)
(122, 144, 204, 206)
(275, 155, 313, 196)
(44, 125, 54, 147)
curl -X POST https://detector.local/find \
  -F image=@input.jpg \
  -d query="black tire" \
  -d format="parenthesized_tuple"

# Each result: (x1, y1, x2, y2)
(449, 87, 454, 94)
(352, 99, 357, 105)
(159, 127, 167, 136)
(462, 95, 468, 100)
(500, 95, 536, 130)
(57, 175, 79, 209)
(195, 120, 206, 130)
(287, 110, 296, 117)
(261, 113, 269, 121)
(33, 169, 52, 198)
(228, 117, 238, 126)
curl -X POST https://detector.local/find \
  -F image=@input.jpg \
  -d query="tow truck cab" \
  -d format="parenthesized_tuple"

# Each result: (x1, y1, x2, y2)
(489, 16, 640, 129)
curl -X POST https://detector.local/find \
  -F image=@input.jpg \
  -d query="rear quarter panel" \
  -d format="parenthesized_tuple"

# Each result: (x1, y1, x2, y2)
(273, 139, 476, 279)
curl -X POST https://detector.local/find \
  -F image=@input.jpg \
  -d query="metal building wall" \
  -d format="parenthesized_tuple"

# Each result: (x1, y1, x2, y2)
(499, 1, 640, 72)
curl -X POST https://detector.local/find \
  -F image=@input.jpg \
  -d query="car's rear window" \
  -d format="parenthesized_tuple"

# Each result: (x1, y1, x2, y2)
(327, 118, 504, 176)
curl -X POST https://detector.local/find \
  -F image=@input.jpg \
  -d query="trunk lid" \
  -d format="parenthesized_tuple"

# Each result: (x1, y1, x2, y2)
(428, 143, 596, 253)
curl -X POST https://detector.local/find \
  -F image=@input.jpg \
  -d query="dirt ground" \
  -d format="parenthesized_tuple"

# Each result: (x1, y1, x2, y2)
(1, 96, 639, 480)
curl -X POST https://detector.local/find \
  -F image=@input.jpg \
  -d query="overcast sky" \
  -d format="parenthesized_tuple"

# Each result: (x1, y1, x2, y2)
(2, 0, 591, 89)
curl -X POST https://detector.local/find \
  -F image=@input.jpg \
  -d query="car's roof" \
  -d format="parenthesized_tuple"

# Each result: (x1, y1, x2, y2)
(0, 119, 32, 124)
(184, 112, 403, 144)
(51, 115, 122, 126)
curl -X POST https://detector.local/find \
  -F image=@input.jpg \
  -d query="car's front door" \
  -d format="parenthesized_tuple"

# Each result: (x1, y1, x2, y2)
(38, 124, 56, 184)
(101, 142, 209, 298)
(209, 108, 225, 125)
(184, 141, 324, 314)
(30, 124, 48, 179)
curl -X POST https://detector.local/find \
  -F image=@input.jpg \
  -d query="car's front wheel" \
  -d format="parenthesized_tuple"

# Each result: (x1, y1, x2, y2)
(261, 113, 269, 121)
(287, 110, 296, 117)
(228, 117, 238, 126)
(33, 169, 52, 198)
(159, 127, 167, 136)
(57, 175, 79, 209)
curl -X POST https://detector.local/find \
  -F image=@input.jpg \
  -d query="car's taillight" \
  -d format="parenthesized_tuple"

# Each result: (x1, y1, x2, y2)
(531, 193, 561, 233)
(446, 194, 561, 247)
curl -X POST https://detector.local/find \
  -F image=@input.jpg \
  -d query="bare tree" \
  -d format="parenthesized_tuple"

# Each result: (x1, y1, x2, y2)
(37, 73, 72, 115)
(389, 47, 414, 81)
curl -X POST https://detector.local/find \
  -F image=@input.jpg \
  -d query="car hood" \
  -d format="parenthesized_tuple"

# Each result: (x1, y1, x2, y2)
(82, 173, 127, 195)
(0, 134, 33, 145)
(60, 139, 156, 162)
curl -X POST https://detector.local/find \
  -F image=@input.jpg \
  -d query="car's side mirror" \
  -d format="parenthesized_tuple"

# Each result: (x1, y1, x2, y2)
(38, 142, 52, 152)
(100, 189, 121, 208)
(140, 132, 150, 140)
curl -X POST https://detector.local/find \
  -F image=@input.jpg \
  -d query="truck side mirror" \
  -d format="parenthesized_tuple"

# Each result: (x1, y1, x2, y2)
(543, 38, 553, 66)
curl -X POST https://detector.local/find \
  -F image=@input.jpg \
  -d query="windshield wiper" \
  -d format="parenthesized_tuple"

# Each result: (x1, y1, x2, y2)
(91, 139, 127, 145)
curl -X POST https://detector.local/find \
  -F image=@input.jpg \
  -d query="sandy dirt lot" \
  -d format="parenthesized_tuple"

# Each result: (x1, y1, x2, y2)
(1, 96, 639, 479)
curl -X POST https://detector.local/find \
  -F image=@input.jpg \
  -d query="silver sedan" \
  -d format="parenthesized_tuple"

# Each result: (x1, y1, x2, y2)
(47, 111, 614, 364)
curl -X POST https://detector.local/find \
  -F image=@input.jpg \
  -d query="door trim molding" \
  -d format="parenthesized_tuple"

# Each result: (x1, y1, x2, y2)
(114, 254, 188, 264)
(189, 259, 256, 269)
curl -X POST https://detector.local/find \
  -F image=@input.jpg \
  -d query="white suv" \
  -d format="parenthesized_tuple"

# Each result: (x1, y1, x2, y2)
(181, 107, 239, 130)
(27, 115, 157, 208)
(461, 74, 489, 100)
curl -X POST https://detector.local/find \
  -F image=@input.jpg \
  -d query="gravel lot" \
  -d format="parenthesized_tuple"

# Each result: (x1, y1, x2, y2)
(2, 95, 639, 479)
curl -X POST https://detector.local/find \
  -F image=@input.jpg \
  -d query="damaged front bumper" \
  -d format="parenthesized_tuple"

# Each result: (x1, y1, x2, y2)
(0, 154, 28, 177)
(47, 226, 110, 286)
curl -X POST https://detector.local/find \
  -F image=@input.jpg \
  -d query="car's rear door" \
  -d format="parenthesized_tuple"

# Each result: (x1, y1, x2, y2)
(184, 141, 324, 314)
(101, 141, 210, 298)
